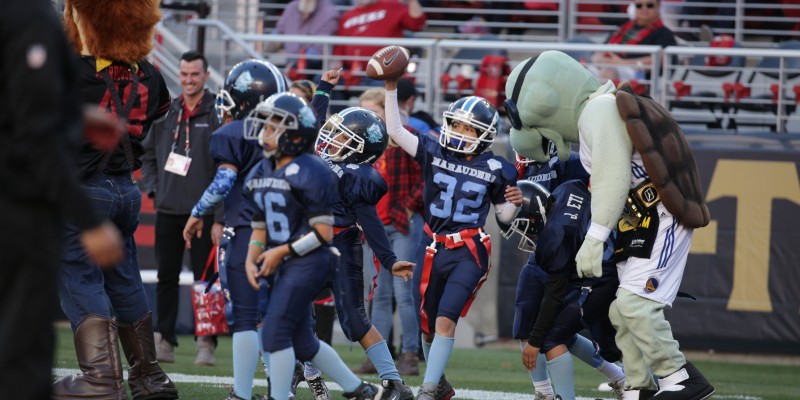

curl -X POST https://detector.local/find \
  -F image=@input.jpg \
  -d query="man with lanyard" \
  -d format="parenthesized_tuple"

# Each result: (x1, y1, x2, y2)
(142, 50, 223, 366)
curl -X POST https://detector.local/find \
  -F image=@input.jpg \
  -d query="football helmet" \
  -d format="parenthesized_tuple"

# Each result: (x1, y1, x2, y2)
(515, 141, 556, 165)
(439, 96, 499, 154)
(244, 92, 319, 158)
(315, 107, 389, 164)
(499, 180, 552, 253)
(216, 59, 287, 122)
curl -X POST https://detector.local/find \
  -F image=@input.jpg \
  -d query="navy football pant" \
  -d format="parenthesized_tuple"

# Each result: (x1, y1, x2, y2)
(512, 257, 549, 340)
(412, 234, 489, 335)
(223, 226, 259, 333)
(261, 249, 332, 360)
(331, 229, 372, 342)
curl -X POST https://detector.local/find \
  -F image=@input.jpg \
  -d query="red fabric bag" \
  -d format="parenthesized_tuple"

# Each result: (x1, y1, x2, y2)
(192, 245, 229, 337)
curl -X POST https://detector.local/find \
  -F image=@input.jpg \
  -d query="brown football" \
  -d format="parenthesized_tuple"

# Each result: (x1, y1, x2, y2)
(365, 46, 410, 80)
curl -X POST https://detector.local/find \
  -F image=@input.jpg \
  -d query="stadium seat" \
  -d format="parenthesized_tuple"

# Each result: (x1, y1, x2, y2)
(668, 36, 746, 130)
(729, 41, 800, 132)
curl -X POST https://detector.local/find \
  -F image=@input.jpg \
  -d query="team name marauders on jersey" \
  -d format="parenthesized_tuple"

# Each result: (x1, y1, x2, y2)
(432, 156, 496, 183)
(526, 170, 558, 184)
(245, 177, 291, 191)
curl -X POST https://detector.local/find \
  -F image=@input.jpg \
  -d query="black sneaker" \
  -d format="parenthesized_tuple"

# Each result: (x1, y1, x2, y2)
(344, 381, 383, 400)
(434, 375, 455, 400)
(653, 363, 715, 400)
(289, 361, 305, 400)
(381, 379, 414, 400)
(307, 374, 331, 400)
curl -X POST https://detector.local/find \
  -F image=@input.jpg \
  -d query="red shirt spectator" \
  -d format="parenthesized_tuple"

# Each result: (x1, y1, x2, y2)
(334, 0, 426, 70)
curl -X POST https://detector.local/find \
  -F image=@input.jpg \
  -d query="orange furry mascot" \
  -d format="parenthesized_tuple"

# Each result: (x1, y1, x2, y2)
(53, 1, 176, 399)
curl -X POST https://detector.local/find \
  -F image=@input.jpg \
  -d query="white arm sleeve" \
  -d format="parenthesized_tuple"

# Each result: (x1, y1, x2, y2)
(385, 89, 418, 157)
(495, 201, 521, 224)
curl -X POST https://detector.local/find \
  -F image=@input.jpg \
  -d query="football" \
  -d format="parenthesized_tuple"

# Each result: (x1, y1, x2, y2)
(365, 46, 410, 80)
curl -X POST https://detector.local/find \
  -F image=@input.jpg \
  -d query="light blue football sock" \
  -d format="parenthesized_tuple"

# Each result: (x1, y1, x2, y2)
(365, 340, 402, 381)
(311, 341, 362, 392)
(423, 335, 454, 384)
(421, 334, 432, 361)
(547, 352, 576, 400)
(597, 360, 626, 383)
(257, 326, 270, 378)
(233, 330, 260, 399)
(519, 341, 550, 383)
(568, 334, 603, 368)
(268, 347, 295, 400)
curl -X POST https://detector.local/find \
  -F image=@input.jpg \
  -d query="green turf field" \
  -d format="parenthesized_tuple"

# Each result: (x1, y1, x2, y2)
(53, 327, 799, 399)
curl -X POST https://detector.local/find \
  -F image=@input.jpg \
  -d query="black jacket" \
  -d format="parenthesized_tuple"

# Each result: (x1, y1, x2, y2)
(141, 90, 223, 221)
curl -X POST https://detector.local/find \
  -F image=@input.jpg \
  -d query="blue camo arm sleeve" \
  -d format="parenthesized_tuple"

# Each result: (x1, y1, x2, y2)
(191, 167, 238, 218)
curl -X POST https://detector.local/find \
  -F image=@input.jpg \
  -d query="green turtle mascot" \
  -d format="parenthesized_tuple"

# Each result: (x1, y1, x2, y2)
(505, 50, 713, 400)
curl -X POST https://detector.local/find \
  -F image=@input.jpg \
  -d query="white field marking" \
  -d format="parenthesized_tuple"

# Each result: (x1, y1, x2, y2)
(53, 369, 762, 400)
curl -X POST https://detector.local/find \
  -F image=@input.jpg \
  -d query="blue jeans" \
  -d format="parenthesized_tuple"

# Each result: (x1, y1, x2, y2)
(59, 173, 150, 330)
(370, 213, 422, 353)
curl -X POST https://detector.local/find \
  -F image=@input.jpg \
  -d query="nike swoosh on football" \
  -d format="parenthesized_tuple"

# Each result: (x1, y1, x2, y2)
(383, 51, 400, 67)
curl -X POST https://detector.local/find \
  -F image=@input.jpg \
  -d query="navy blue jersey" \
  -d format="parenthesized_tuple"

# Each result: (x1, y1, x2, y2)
(535, 180, 591, 277)
(326, 161, 387, 228)
(209, 119, 265, 227)
(520, 151, 589, 192)
(321, 157, 397, 269)
(243, 153, 337, 248)
(415, 134, 517, 234)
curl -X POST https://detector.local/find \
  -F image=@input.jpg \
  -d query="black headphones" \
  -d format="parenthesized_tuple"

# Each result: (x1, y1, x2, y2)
(503, 56, 537, 131)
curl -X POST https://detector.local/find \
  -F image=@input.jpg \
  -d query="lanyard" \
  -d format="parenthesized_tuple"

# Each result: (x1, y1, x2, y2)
(171, 108, 191, 156)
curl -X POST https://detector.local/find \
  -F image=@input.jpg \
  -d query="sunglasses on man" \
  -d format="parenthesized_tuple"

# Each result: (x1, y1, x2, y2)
(635, 2, 656, 9)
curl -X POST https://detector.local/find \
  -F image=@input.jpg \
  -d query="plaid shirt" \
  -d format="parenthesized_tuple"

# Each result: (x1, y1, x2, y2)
(380, 134, 424, 235)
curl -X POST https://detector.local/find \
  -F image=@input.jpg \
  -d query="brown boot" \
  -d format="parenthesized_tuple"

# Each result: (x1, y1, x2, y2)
(396, 352, 420, 376)
(118, 312, 178, 400)
(52, 314, 127, 399)
(351, 358, 377, 374)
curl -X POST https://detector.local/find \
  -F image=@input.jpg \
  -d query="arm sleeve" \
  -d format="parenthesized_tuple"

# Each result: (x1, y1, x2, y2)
(311, 80, 335, 120)
(495, 201, 521, 224)
(385, 89, 419, 157)
(191, 166, 237, 218)
(527, 273, 570, 348)
(356, 204, 398, 268)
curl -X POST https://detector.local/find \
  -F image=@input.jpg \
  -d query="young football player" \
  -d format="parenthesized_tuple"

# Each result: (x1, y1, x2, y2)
(511, 179, 625, 400)
(508, 151, 625, 400)
(315, 106, 416, 400)
(383, 78, 523, 400)
(183, 59, 286, 400)
(242, 92, 382, 400)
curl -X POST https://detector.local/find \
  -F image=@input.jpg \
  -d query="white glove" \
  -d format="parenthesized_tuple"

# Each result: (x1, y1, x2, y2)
(576, 236, 604, 278)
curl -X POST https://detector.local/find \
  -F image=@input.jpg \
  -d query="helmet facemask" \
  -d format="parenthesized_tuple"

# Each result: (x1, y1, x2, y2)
(439, 101, 497, 154)
(215, 89, 236, 124)
(245, 105, 297, 159)
(316, 114, 365, 163)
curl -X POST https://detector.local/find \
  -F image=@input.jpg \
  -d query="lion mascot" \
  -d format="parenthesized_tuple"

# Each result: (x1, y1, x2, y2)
(505, 50, 713, 400)
(53, 1, 177, 399)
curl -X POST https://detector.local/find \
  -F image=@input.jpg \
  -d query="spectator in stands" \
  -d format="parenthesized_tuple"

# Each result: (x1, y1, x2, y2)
(141, 51, 223, 367)
(397, 77, 440, 137)
(333, 0, 426, 84)
(590, 0, 677, 81)
(353, 87, 425, 377)
(269, 0, 339, 76)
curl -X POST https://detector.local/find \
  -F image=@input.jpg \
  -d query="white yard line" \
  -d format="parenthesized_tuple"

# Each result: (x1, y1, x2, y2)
(52, 368, 761, 400)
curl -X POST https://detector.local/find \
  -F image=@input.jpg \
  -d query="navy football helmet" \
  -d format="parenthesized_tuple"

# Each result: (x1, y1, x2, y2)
(315, 107, 389, 165)
(216, 59, 287, 122)
(244, 93, 319, 158)
(499, 180, 552, 253)
(440, 96, 499, 154)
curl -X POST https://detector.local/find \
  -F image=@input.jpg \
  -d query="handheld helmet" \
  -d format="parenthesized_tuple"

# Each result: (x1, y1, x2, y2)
(499, 180, 552, 253)
(216, 59, 288, 122)
(244, 93, 319, 159)
(316, 107, 389, 164)
(439, 96, 499, 154)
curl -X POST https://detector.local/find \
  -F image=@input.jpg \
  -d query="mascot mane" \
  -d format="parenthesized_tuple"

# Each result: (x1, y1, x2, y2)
(64, 0, 161, 64)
